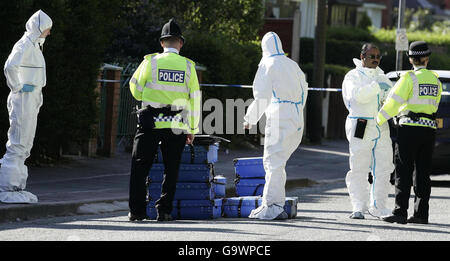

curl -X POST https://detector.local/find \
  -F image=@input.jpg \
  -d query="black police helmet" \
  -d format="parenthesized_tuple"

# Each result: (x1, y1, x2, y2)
(407, 41, 431, 58)
(160, 18, 185, 43)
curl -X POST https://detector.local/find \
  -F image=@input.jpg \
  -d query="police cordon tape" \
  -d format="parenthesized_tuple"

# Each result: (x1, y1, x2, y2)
(200, 84, 341, 92)
(199, 83, 450, 95)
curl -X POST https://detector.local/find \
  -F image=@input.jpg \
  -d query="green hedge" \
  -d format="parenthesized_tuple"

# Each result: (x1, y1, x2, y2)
(300, 28, 450, 74)
(181, 31, 260, 144)
(327, 26, 376, 42)
(300, 63, 351, 84)
(300, 38, 363, 69)
(373, 28, 450, 47)
(181, 30, 260, 113)
(182, 31, 261, 85)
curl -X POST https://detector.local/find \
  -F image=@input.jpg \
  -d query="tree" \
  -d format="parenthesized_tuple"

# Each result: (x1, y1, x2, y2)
(178, 0, 264, 42)
(358, 12, 372, 30)
(306, 0, 327, 144)
(395, 7, 437, 32)
(104, 0, 264, 62)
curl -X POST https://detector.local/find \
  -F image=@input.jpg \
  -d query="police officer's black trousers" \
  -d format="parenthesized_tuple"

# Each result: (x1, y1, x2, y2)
(393, 125, 435, 220)
(128, 127, 186, 217)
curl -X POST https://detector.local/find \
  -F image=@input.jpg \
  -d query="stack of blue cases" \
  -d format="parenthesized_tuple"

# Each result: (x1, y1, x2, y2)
(233, 157, 266, 197)
(230, 157, 298, 219)
(222, 196, 298, 218)
(146, 143, 225, 220)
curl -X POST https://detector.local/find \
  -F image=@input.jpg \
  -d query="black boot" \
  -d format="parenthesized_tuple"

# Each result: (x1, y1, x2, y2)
(407, 216, 428, 224)
(156, 212, 173, 222)
(382, 215, 407, 224)
(128, 212, 148, 221)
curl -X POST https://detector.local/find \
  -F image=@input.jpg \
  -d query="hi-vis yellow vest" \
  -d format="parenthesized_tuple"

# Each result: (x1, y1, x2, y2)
(129, 52, 201, 134)
(377, 68, 442, 129)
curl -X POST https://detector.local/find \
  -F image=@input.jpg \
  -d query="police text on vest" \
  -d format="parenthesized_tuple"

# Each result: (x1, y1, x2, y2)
(419, 84, 438, 97)
(159, 69, 185, 83)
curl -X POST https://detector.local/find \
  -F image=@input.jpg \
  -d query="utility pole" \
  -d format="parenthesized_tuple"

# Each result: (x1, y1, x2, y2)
(395, 0, 407, 71)
(306, 0, 326, 144)
(291, 7, 301, 63)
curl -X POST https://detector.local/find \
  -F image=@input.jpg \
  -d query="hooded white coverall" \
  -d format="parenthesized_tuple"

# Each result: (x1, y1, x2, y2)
(244, 32, 308, 220)
(0, 10, 52, 203)
(342, 58, 394, 217)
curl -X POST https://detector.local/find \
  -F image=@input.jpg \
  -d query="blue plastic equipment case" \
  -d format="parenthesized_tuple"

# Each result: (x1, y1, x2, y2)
(222, 196, 298, 218)
(147, 199, 223, 220)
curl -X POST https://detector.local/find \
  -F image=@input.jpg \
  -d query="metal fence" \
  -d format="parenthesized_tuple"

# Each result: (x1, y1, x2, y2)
(116, 63, 140, 149)
(97, 62, 140, 153)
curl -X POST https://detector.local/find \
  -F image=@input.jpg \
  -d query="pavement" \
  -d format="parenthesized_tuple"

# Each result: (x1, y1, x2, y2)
(0, 138, 448, 224)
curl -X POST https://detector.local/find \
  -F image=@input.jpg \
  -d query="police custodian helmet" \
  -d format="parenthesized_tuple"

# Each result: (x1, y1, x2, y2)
(408, 41, 431, 58)
(160, 18, 185, 43)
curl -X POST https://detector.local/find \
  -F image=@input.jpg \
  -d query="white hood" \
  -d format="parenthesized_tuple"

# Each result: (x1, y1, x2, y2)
(4, 10, 51, 92)
(245, 31, 308, 126)
(261, 32, 285, 57)
(353, 58, 385, 76)
(342, 58, 393, 118)
(25, 10, 53, 43)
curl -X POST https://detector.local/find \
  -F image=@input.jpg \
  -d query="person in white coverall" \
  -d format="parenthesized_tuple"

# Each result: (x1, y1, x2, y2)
(342, 43, 394, 219)
(0, 10, 52, 203)
(243, 32, 308, 220)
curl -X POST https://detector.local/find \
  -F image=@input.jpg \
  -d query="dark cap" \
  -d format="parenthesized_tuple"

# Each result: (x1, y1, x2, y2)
(408, 41, 431, 58)
(160, 18, 184, 43)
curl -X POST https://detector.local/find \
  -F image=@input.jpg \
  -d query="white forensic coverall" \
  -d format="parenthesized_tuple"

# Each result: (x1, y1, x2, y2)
(244, 32, 308, 220)
(342, 58, 395, 217)
(0, 10, 52, 203)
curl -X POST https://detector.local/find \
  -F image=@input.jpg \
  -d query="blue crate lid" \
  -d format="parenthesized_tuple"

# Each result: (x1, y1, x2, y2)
(222, 196, 298, 207)
(233, 157, 263, 166)
(235, 178, 265, 185)
(147, 199, 222, 208)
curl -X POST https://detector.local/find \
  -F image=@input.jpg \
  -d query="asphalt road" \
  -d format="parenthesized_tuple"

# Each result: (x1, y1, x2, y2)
(1, 178, 448, 242)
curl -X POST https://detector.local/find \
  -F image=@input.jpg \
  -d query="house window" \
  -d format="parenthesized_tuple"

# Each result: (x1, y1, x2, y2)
(329, 4, 357, 26)
(264, 0, 299, 18)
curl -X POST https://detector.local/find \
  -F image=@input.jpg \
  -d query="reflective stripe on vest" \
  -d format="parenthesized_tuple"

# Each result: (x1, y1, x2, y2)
(397, 72, 439, 118)
(390, 93, 406, 104)
(190, 89, 201, 99)
(147, 55, 190, 94)
(130, 77, 143, 92)
(398, 71, 440, 128)
(379, 110, 390, 122)
(408, 72, 439, 107)
(398, 117, 437, 128)
(186, 59, 192, 86)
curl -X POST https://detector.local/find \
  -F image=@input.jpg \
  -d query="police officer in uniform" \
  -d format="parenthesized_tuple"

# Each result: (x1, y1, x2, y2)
(128, 18, 201, 221)
(377, 41, 442, 224)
